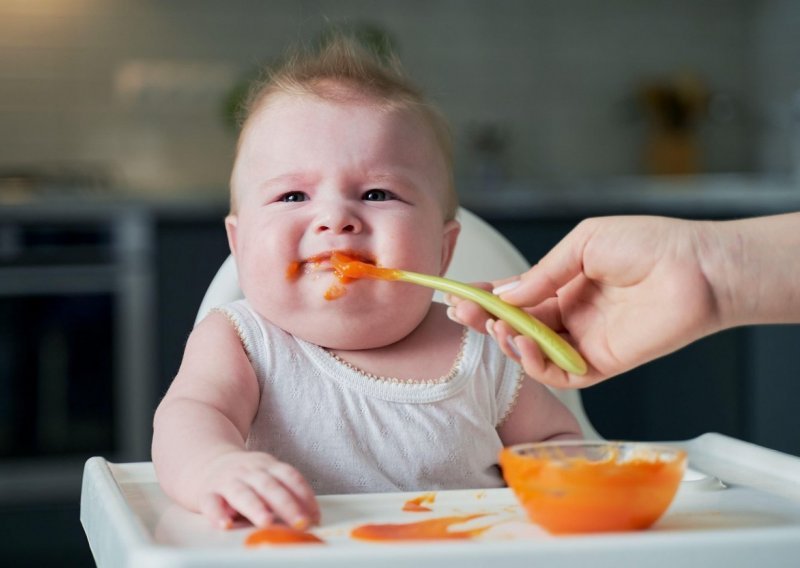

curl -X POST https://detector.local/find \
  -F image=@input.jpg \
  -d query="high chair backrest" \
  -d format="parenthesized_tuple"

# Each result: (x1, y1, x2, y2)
(196, 207, 600, 439)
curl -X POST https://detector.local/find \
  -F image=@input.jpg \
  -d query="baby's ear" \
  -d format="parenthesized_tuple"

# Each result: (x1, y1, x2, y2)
(224, 215, 239, 257)
(438, 219, 461, 276)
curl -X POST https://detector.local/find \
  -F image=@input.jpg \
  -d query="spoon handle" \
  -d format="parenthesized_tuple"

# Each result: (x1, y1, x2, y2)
(397, 270, 587, 376)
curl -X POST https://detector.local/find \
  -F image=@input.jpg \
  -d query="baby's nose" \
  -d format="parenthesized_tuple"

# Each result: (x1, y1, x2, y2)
(314, 209, 362, 234)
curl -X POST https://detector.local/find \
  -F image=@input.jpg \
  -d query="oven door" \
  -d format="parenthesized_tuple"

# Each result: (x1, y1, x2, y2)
(0, 210, 154, 502)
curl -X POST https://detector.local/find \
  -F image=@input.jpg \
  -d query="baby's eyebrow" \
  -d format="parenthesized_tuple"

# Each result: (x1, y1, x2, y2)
(259, 172, 316, 190)
(365, 171, 420, 190)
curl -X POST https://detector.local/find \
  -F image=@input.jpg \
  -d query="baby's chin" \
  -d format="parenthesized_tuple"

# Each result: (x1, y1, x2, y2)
(262, 305, 430, 350)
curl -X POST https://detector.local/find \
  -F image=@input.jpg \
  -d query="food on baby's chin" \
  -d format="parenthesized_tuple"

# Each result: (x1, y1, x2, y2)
(323, 283, 347, 300)
(500, 441, 686, 534)
(286, 250, 388, 300)
(245, 524, 325, 546)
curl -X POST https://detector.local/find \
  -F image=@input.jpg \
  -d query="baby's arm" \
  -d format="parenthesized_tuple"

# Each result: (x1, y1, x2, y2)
(151, 311, 320, 529)
(497, 375, 582, 446)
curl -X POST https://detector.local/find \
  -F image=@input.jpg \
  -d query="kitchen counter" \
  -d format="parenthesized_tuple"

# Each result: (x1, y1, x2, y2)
(0, 192, 229, 222)
(459, 174, 800, 218)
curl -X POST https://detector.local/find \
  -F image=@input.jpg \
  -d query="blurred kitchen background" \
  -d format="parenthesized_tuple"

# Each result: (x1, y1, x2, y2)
(1, 0, 799, 565)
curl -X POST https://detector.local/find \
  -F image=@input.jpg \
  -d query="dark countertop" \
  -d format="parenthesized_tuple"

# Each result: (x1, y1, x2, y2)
(0, 192, 229, 222)
(459, 174, 800, 219)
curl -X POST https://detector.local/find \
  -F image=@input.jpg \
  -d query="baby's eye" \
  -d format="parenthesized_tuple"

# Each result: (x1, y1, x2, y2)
(362, 189, 395, 201)
(279, 191, 308, 203)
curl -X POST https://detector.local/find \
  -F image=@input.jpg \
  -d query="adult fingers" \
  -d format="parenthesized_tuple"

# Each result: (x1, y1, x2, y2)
(515, 336, 604, 389)
(488, 319, 521, 362)
(443, 281, 494, 306)
(445, 282, 496, 331)
(448, 299, 493, 331)
(500, 222, 594, 307)
(514, 336, 571, 387)
(489, 318, 594, 389)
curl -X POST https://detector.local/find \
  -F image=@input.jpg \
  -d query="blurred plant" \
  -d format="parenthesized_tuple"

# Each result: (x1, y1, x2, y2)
(467, 122, 512, 191)
(637, 72, 709, 175)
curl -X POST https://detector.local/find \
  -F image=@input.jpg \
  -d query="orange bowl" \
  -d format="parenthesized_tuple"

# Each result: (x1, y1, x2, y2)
(500, 440, 686, 534)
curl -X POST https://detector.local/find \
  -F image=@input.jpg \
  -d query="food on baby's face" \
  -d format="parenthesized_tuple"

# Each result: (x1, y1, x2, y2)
(323, 283, 347, 300)
(285, 260, 303, 281)
(330, 251, 401, 282)
(286, 250, 385, 300)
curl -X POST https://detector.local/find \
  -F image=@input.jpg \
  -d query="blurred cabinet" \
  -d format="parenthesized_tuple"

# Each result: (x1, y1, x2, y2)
(0, 202, 232, 503)
(0, 207, 155, 504)
(0, 201, 228, 567)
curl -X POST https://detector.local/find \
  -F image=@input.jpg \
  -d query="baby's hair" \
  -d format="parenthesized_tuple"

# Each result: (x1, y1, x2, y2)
(230, 33, 457, 220)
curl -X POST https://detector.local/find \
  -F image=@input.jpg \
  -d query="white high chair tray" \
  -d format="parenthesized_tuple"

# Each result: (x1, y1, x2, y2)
(81, 433, 800, 568)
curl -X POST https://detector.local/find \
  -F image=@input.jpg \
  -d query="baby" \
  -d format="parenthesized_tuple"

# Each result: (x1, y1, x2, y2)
(152, 36, 580, 531)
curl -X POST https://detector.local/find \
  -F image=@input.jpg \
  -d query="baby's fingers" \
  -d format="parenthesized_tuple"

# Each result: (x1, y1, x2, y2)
(247, 469, 316, 529)
(268, 463, 321, 525)
(218, 480, 275, 528)
(200, 492, 239, 530)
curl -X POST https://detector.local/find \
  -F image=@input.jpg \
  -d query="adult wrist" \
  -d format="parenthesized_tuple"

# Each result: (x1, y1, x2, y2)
(693, 219, 744, 331)
(700, 213, 800, 328)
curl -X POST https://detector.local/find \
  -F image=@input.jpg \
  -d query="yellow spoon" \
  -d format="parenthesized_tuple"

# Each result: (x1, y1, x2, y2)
(330, 252, 587, 376)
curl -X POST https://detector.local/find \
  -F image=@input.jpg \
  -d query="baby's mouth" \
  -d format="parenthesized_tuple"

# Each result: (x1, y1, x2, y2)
(286, 250, 376, 281)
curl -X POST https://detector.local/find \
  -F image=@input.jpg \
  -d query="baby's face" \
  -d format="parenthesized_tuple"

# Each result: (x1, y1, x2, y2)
(227, 92, 459, 349)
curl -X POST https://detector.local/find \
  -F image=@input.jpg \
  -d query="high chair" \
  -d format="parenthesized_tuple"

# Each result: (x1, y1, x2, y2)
(195, 207, 601, 440)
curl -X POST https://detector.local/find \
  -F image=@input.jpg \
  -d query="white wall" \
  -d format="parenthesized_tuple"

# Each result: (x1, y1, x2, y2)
(0, 0, 795, 196)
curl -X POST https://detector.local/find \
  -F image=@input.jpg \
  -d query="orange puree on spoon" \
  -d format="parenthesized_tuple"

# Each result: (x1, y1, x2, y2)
(330, 251, 400, 281)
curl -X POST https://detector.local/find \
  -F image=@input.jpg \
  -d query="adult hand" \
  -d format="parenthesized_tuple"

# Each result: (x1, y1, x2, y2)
(452, 216, 719, 388)
(449, 213, 800, 388)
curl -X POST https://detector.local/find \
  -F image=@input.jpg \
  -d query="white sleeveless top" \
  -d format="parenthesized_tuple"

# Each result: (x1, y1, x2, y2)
(218, 300, 524, 495)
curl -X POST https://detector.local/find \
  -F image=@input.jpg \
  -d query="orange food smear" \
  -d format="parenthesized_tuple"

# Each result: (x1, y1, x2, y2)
(323, 283, 347, 300)
(330, 251, 401, 282)
(245, 525, 325, 547)
(499, 447, 686, 534)
(402, 492, 436, 512)
(285, 261, 303, 281)
(350, 514, 490, 542)
(286, 251, 394, 301)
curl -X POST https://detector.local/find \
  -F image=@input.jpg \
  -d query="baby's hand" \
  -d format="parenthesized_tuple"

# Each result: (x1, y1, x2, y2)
(196, 451, 320, 530)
